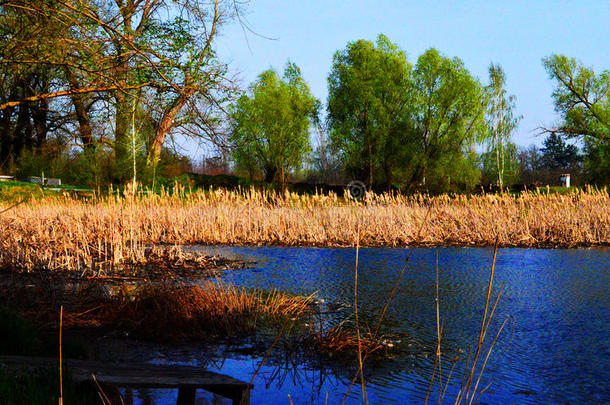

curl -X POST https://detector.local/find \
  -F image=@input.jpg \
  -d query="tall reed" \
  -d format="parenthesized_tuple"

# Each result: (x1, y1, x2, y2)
(1, 187, 608, 273)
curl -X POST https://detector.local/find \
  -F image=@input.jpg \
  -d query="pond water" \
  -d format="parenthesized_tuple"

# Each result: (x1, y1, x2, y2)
(124, 246, 610, 404)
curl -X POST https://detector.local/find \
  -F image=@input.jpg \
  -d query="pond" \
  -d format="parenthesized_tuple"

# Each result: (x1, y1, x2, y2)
(121, 246, 610, 404)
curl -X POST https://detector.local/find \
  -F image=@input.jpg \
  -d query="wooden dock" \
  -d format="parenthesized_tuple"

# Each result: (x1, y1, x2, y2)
(0, 355, 252, 405)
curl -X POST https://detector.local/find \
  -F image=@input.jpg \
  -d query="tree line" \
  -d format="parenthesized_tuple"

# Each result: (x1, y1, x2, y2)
(0, 3, 608, 190)
(230, 35, 608, 190)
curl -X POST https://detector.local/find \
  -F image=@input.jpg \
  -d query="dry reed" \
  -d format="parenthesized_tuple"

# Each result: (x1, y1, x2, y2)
(304, 324, 386, 359)
(1, 186, 609, 273)
(98, 281, 314, 340)
(11, 281, 314, 341)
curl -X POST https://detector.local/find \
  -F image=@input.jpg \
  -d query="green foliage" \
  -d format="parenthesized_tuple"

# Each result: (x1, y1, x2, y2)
(543, 54, 610, 184)
(540, 133, 581, 170)
(327, 34, 412, 187)
(481, 142, 520, 186)
(583, 137, 610, 184)
(11, 142, 196, 188)
(328, 36, 489, 192)
(409, 49, 488, 190)
(15, 146, 115, 188)
(484, 63, 521, 188)
(542, 54, 609, 140)
(229, 62, 318, 183)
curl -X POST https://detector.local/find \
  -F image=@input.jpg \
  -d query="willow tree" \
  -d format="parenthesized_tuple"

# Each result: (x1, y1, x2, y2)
(229, 63, 318, 185)
(407, 49, 488, 190)
(328, 36, 490, 191)
(327, 34, 412, 188)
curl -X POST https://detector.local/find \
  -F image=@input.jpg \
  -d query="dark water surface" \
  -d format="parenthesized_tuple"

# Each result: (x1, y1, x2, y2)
(129, 247, 610, 404)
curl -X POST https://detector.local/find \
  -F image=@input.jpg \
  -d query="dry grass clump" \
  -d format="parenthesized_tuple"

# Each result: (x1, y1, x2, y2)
(102, 281, 312, 339)
(5, 281, 314, 341)
(304, 324, 388, 359)
(99, 281, 314, 340)
(1, 187, 609, 273)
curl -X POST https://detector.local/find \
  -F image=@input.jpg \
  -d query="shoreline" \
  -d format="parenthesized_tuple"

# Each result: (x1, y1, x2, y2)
(1, 188, 609, 273)
(183, 240, 610, 250)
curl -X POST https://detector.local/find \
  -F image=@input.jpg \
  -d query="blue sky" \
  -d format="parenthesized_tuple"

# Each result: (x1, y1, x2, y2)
(215, 0, 609, 148)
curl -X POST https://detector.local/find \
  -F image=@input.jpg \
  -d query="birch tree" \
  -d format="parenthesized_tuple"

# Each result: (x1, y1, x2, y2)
(485, 63, 521, 189)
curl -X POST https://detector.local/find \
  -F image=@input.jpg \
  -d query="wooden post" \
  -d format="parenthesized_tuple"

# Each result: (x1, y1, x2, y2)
(235, 387, 250, 405)
(176, 387, 196, 405)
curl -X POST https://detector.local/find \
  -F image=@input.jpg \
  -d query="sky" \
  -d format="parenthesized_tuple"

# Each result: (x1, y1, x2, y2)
(211, 0, 609, 152)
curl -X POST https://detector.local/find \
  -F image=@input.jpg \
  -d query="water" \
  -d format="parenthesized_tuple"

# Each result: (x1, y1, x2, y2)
(121, 247, 610, 404)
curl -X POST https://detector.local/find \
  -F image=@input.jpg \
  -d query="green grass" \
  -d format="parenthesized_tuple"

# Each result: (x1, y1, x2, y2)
(0, 180, 88, 201)
(0, 307, 88, 359)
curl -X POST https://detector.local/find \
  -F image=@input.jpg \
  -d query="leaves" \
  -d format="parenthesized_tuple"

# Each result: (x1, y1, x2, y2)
(327, 37, 489, 191)
(543, 54, 610, 140)
(229, 63, 318, 183)
(542, 54, 610, 183)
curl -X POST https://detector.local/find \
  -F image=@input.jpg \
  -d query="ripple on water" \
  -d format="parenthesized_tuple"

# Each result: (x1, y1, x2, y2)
(149, 245, 610, 405)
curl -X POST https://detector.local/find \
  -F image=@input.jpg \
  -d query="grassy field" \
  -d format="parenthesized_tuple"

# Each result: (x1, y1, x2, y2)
(1, 186, 608, 273)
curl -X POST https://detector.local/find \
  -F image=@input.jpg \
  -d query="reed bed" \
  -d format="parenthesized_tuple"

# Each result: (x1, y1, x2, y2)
(1, 186, 609, 273)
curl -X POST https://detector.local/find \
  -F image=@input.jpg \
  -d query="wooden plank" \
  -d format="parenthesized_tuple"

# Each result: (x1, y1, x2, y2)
(176, 387, 196, 405)
(0, 355, 252, 404)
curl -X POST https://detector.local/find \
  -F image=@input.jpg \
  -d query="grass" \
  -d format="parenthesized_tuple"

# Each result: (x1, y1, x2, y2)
(0, 186, 608, 274)
(0, 370, 100, 405)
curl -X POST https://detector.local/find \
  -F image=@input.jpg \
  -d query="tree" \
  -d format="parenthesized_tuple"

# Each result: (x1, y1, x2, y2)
(583, 138, 610, 184)
(542, 55, 609, 140)
(306, 126, 343, 185)
(327, 34, 412, 188)
(540, 132, 580, 170)
(229, 63, 318, 185)
(0, 0, 240, 180)
(327, 37, 490, 192)
(484, 63, 521, 189)
(542, 54, 609, 183)
(0, 0, 66, 167)
(408, 48, 488, 190)
(517, 145, 543, 184)
(481, 141, 520, 187)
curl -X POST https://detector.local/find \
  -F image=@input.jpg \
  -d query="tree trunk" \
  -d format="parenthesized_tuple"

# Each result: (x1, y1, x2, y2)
(114, 92, 130, 177)
(0, 107, 14, 167)
(146, 88, 195, 167)
(15, 88, 32, 157)
(384, 163, 392, 191)
(263, 166, 277, 183)
(65, 69, 93, 149)
(31, 98, 48, 148)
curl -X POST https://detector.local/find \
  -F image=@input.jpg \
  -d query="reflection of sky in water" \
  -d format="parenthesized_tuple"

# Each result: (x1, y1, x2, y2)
(121, 247, 610, 404)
